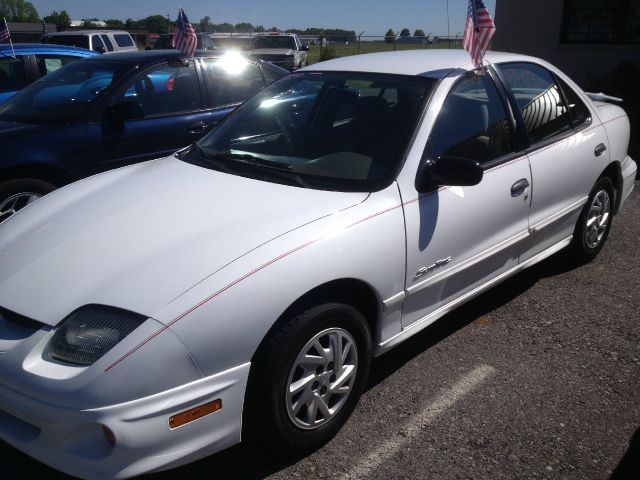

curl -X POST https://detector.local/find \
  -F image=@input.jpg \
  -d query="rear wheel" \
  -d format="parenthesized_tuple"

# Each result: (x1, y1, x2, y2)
(244, 303, 371, 453)
(0, 179, 56, 224)
(568, 177, 615, 263)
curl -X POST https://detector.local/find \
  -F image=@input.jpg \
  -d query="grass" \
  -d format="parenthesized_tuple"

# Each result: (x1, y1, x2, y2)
(307, 40, 463, 65)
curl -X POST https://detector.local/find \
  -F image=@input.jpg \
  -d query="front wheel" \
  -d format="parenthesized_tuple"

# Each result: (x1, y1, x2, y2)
(568, 177, 615, 263)
(244, 303, 372, 453)
(0, 179, 56, 224)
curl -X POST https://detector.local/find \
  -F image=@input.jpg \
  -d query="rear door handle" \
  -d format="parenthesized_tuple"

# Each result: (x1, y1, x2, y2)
(594, 143, 607, 157)
(187, 123, 209, 134)
(511, 178, 530, 197)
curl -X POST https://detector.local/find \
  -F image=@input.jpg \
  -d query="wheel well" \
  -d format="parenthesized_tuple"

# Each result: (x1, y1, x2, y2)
(600, 162, 623, 214)
(0, 165, 68, 188)
(251, 278, 380, 363)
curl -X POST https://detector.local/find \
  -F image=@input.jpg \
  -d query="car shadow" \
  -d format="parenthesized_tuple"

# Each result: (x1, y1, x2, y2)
(0, 253, 583, 480)
(609, 427, 640, 480)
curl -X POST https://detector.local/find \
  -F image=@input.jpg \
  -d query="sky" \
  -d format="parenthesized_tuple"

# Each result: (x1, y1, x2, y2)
(29, 0, 497, 36)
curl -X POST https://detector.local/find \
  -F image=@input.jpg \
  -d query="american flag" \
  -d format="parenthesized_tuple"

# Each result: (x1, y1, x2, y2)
(0, 18, 10, 43)
(462, 0, 496, 69)
(172, 7, 197, 58)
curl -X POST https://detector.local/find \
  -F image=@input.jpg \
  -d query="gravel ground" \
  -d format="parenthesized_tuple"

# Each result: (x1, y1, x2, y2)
(4, 182, 639, 480)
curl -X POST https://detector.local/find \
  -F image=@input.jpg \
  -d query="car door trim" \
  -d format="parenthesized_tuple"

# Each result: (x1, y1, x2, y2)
(377, 234, 573, 355)
(406, 228, 530, 296)
(529, 195, 588, 233)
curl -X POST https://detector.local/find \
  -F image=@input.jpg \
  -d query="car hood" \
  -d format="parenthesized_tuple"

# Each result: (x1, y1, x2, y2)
(0, 157, 368, 326)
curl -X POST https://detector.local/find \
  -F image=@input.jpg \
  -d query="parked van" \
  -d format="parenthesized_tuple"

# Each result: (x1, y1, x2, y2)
(42, 30, 138, 54)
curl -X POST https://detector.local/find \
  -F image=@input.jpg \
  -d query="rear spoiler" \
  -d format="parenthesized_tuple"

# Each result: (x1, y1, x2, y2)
(585, 92, 623, 103)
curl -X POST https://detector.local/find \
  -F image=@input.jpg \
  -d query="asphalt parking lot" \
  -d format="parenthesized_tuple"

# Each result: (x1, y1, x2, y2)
(4, 181, 639, 480)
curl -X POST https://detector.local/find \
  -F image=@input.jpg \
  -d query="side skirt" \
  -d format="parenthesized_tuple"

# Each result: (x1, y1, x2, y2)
(374, 235, 573, 356)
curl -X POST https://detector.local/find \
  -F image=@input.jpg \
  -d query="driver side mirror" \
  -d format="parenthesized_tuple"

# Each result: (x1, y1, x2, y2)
(93, 45, 106, 54)
(104, 100, 144, 130)
(415, 156, 483, 193)
(301, 45, 309, 51)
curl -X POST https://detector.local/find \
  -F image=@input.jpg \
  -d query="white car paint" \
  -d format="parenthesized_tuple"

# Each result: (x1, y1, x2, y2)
(0, 50, 635, 478)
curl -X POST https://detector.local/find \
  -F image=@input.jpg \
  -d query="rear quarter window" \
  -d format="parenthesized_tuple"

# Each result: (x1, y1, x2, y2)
(114, 34, 135, 48)
(0, 57, 27, 93)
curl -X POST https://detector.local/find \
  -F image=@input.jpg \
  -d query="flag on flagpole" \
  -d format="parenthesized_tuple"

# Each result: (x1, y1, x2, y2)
(462, 0, 496, 69)
(172, 7, 197, 58)
(0, 18, 10, 43)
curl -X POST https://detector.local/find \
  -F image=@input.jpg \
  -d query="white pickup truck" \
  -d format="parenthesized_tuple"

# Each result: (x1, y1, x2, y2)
(249, 32, 309, 70)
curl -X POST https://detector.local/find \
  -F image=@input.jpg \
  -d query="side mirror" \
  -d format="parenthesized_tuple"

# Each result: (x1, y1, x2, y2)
(93, 45, 106, 54)
(104, 100, 144, 129)
(301, 45, 309, 51)
(415, 156, 483, 193)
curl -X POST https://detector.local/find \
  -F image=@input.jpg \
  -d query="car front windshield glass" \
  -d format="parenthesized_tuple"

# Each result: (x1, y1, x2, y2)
(192, 72, 435, 192)
(0, 60, 130, 124)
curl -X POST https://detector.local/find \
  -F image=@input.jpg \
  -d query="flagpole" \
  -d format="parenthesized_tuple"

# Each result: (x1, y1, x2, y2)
(3, 18, 15, 58)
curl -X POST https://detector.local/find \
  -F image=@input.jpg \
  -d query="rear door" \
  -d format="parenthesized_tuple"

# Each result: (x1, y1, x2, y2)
(85, 60, 213, 172)
(495, 62, 610, 261)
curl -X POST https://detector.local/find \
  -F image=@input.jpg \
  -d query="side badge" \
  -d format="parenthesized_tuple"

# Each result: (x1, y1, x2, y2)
(414, 256, 452, 280)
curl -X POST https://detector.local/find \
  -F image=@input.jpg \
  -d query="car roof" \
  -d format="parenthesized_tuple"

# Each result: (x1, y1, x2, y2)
(44, 30, 131, 36)
(79, 49, 286, 71)
(0, 43, 97, 56)
(305, 49, 541, 76)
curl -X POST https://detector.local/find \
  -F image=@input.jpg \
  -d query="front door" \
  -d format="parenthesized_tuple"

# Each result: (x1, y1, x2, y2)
(85, 60, 213, 174)
(398, 70, 531, 328)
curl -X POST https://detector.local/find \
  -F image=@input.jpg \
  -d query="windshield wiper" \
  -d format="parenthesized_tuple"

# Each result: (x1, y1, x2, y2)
(190, 144, 237, 174)
(204, 151, 311, 188)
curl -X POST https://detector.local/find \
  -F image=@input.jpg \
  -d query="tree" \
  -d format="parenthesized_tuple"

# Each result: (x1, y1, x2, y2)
(234, 22, 254, 33)
(104, 19, 125, 29)
(414, 29, 426, 38)
(384, 28, 395, 44)
(0, 0, 39, 22)
(199, 16, 211, 33)
(82, 19, 98, 28)
(43, 10, 71, 30)
(399, 28, 410, 38)
(139, 15, 171, 34)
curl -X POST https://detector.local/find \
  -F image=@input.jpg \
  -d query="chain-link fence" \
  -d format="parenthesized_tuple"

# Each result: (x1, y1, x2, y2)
(304, 34, 464, 64)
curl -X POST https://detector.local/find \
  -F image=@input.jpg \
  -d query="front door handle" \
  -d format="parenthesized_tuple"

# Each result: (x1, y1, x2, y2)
(511, 178, 530, 197)
(594, 143, 607, 157)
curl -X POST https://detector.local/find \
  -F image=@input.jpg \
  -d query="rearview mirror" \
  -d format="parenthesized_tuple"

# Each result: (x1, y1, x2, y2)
(415, 156, 483, 193)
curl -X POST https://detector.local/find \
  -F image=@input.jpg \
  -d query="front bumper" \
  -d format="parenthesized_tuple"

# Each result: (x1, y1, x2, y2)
(0, 362, 250, 479)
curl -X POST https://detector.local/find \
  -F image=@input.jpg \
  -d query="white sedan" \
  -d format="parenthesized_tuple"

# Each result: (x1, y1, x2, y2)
(0, 50, 635, 479)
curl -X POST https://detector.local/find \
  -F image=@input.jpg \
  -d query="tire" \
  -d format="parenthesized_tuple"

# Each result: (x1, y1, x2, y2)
(568, 176, 615, 263)
(244, 303, 372, 454)
(0, 178, 56, 224)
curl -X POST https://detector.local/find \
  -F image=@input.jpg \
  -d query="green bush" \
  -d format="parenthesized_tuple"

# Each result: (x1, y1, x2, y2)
(319, 45, 339, 62)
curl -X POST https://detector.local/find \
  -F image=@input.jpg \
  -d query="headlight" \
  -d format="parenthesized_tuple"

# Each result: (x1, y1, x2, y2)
(48, 306, 146, 366)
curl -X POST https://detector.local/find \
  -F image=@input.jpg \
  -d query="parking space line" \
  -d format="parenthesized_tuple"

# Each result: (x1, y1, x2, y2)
(345, 364, 496, 479)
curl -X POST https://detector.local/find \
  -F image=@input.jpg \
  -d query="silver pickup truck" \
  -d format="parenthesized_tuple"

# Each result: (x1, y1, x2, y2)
(249, 33, 309, 70)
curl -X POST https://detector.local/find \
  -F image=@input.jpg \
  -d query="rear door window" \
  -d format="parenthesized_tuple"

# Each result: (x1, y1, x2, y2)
(101, 34, 115, 52)
(202, 58, 265, 106)
(0, 57, 27, 93)
(91, 35, 106, 53)
(114, 34, 135, 48)
(497, 63, 573, 144)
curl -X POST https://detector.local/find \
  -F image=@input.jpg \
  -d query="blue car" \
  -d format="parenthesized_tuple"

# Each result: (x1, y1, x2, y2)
(0, 50, 288, 222)
(0, 43, 98, 104)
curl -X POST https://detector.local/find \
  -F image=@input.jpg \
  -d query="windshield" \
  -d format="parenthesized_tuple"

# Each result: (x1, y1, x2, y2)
(43, 35, 90, 49)
(0, 60, 130, 124)
(253, 36, 297, 50)
(214, 37, 252, 51)
(192, 72, 435, 192)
